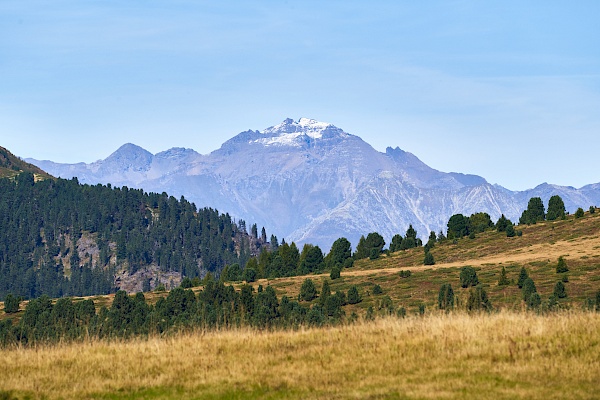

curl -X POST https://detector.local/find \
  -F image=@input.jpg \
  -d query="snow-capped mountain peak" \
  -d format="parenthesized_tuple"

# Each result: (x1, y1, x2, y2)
(26, 117, 600, 250)
(255, 117, 348, 146)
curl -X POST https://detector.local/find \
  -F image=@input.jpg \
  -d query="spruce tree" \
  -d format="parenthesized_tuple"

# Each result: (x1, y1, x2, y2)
(3, 293, 20, 314)
(556, 256, 569, 273)
(553, 281, 567, 298)
(517, 267, 529, 288)
(319, 280, 331, 307)
(496, 214, 511, 232)
(423, 250, 435, 265)
(506, 224, 516, 237)
(299, 278, 317, 302)
(347, 285, 361, 304)
(547, 195, 566, 221)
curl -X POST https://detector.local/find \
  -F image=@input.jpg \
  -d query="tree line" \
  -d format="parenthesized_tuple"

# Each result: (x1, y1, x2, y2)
(0, 276, 360, 347)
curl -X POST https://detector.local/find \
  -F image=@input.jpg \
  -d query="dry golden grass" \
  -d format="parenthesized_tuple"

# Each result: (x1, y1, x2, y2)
(2, 311, 599, 399)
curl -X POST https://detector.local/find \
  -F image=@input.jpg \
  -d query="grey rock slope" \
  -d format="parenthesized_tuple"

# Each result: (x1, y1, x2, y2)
(27, 118, 600, 250)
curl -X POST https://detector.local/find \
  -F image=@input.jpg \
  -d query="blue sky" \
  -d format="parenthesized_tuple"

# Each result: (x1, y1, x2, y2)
(1, 1, 599, 190)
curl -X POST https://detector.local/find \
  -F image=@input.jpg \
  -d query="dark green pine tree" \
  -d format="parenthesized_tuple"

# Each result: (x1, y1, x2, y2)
(460, 266, 479, 288)
(447, 214, 469, 238)
(522, 278, 537, 302)
(520, 197, 546, 224)
(506, 224, 516, 237)
(553, 281, 567, 299)
(326, 237, 352, 269)
(546, 195, 566, 221)
(299, 278, 317, 302)
(556, 256, 569, 273)
(423, 250, 435, 265)
(496, 214, 511, 232)
(3, 293, 20, 313)
(517, 267, 529, 288)
(347, 285, 361, 305)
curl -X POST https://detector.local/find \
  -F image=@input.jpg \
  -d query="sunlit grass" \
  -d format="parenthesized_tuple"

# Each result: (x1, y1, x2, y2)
(2, 311, 599, 399)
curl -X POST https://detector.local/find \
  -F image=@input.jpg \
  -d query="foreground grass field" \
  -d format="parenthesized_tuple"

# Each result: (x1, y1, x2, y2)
(2, 311, 599, 399)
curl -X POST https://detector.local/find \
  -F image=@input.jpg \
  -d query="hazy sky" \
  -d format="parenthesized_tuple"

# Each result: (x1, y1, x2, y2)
(2, 1, 599, 190)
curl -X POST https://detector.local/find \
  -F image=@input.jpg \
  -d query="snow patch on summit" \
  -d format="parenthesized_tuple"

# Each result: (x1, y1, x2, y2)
(254, 117, 343, 147)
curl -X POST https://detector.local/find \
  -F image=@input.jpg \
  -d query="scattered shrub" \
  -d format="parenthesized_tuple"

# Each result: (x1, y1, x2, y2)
(556, 256, 569, 273)
(330, 266, 341, 280)
(517, 267, 529, 288)
(590, 206, 596, 214)
(365, 306, 375, 321)
(318, 281, 331, 307)
(423, 251, 435, 265)
(575, 207, 585, 218)
(553, 281, 567, 299)
(522, 278, 537, 302)
(299, 278, 317, 302)
(466, 285, 492, 312)
(438, 283, 454, 311)
(3, 294, 20, 314)
(372, 284, 383, 295)
(527, 292, 542, 309)
(347, 285, 361, 304)
(548, 294, 558, 310)
(377, 296, 394, 315)
(506, 224, 516, 237)
(460, 266, 479, 288)
(498, 266, 510, 286)
(306, 305, 324, 326)
(399, 270, 412, 278)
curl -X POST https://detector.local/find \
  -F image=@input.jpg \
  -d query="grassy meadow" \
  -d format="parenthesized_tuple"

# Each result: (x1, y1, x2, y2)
(2, 211, 600, 399)
(1, 311, 599, 400)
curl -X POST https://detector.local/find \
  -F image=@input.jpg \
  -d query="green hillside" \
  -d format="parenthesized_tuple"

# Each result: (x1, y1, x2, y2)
(0, 172, 262, 300)
(2, 206, 599, 336)
(0, 146, 51, 180)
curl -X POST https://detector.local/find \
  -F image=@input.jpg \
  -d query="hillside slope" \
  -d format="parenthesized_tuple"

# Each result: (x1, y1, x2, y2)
(0, 173, 262, 299)
(0, 145, 51, 180)
(3, 207, 599, 320)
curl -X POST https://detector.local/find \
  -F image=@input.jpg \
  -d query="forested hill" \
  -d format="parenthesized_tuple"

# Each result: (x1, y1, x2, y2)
(0, 146, 51, 180)
(0, 173, 261, 299)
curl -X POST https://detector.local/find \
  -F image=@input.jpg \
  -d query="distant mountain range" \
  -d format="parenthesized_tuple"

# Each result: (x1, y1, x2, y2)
(27, 117, 600, 249)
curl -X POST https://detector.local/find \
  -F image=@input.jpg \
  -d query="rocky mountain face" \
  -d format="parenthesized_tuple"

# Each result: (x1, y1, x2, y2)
(27, 118, 600, 250)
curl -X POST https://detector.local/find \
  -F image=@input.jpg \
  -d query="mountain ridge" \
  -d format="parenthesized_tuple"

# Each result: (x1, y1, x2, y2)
(25, 118, 600, 249)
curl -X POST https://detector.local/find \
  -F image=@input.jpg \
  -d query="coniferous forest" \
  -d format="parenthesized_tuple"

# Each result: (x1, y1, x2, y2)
(0, 173, 253, 299)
